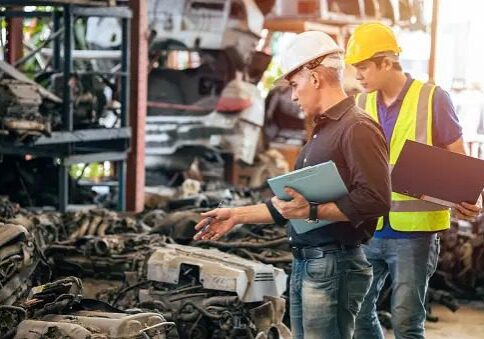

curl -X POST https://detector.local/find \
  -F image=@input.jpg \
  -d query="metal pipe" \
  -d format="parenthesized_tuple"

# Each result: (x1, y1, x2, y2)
(116, 15, 131, 212)
(58, 163, 68, 213)
(62, 4, 73, 131)
(139, 321, 176, 335)
(0, 305, 27, 318)
(14, 28, 64, 67)
(126, 0, 147, 212)
(93, 239, 110, 255)
(179, 302, 224, 320)
(117, 160, 126, 211)
(120, 17, 130, 128)
(202, 296, 239, 307)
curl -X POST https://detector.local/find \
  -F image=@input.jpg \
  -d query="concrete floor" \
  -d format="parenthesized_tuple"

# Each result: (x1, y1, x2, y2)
(384, 302, 484, 339)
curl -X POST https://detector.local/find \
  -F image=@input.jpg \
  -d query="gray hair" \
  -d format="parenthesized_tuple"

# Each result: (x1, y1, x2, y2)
(305, 52, 344, 85)
(317, 66, 343, 85)
(300, 65, 343, 86)
(319, 52, 344, 70)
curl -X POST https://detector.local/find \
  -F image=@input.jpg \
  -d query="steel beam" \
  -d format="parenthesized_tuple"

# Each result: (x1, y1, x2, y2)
(53, 10, 62, 71)
(58, 164, 68, 212)
(63, 4, 74, 131)
(428, 0, 440, 83)
(5, 15, 23, 63)
(1, 0, 105, 6)
(71, 6, 132, 18)
(126, 0, 147, 212)
(63, 151, 128, 165)
(117, 160, 127, 211)
(1, 11, 51, 18)
(31, 128, 131, 145)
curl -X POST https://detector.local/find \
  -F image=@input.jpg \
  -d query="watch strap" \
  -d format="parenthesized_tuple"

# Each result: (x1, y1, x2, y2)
(309, 202, 319, 221)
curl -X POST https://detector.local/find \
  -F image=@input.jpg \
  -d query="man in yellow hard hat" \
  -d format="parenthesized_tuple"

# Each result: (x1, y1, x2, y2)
(345, 22, 483, 339)
(194, 30, 391, 338)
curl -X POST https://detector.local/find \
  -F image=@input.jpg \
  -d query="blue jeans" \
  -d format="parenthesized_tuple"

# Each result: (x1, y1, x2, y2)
(290, 247, 373, 339)
(354, 235, 440, 339)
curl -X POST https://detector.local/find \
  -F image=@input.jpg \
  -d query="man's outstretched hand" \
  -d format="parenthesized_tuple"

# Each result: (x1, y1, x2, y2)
(193, 208, 236, 241)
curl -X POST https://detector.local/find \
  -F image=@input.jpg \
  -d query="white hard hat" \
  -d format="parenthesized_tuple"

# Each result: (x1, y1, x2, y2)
(276, 31, 344, 85)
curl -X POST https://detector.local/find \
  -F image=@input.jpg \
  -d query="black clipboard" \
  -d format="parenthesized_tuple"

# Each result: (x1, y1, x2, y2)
(391, 140, 484, 207)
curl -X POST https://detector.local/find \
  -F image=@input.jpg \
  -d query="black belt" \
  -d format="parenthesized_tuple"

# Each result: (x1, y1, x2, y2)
(292, 242, 360, 260)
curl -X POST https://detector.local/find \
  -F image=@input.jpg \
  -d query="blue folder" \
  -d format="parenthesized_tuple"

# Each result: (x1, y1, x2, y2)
(267, 161, 348, 234)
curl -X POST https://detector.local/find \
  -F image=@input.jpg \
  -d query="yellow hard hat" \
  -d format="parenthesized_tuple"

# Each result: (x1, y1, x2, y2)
(344, 22, 402, 65)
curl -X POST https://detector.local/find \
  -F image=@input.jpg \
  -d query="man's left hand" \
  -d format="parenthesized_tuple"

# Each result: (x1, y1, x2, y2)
(272, 187, 311, 219)
(454, 196, 482, 221)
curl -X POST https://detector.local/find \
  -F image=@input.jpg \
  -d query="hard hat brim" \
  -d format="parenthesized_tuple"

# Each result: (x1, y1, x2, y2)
(345, 49, 402, 65)
(273, 47, 344, 87)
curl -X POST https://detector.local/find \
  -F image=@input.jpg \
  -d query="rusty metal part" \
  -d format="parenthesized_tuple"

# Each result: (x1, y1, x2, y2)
(249, 296, 291, 339)
(0, 191, 295, 338)
(41, 229, 291, 338)
(0, 223, 39, 305)
(45, 234, 163, 279)
(0, 61, 60, 103)
(14, 312, 172, 339)
(0, 79, 51, 138)
(434, 220, 484, 294)
(41, 312, 173, 338)
(377, 219, 484, 327)
(3, 118, 50, 134)
(12, 276, 173, 339)
(24, 276, 83, 317)
(64, 209, 141, 240)
(147, 210, 201, 243)
(0, 196, 21, 221)
(0, 305, 27, 338)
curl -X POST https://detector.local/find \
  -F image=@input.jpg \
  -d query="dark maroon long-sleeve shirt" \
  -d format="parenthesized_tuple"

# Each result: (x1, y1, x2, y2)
(288, 96, 391, 247)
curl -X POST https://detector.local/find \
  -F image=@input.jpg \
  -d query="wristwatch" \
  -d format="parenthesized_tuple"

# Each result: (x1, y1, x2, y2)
(305, 202, 320, 223)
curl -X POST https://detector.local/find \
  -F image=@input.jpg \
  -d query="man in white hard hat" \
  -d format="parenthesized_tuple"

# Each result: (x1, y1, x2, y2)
(193, 31, 391, 339)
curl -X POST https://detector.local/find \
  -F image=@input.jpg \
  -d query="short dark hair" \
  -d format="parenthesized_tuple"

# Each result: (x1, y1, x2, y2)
(370, 56, 402, 71)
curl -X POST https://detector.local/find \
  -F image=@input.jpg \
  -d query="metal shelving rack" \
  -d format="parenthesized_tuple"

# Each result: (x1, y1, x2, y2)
(0, 1, 132, 212)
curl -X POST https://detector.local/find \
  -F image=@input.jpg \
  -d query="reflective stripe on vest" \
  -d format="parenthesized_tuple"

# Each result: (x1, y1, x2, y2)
(355, 80, 450, 232)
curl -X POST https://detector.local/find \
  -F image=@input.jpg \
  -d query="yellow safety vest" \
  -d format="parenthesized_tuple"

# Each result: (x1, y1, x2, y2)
(356, 80, 450, 232)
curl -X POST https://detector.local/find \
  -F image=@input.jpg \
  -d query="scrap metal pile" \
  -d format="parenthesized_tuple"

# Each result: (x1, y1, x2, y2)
(0, 194, 291, 338)
(376, 215, 484, 327)
(3, 276, 173, 339)
(0, 80, 51, 139)
(0, 61, 61, 141)
(2, 188, 482, 337)
(432, 217, 484, 298)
